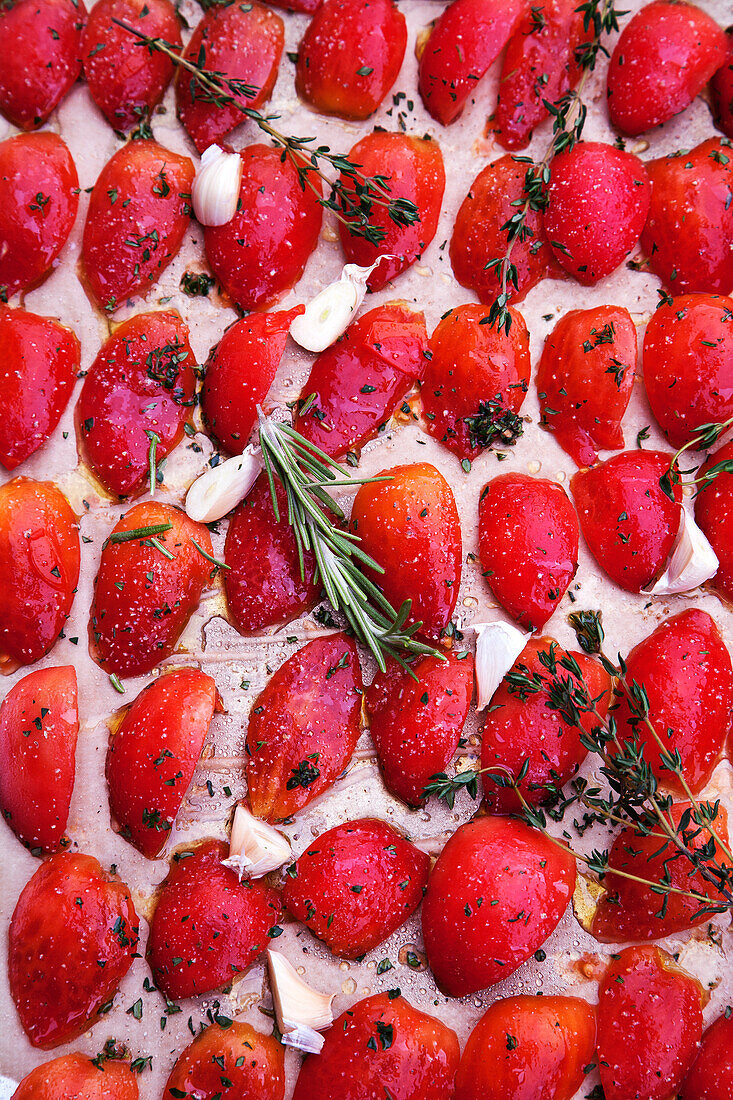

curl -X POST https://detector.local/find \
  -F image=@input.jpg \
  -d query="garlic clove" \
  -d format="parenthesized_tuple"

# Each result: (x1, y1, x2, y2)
(474, 620, 531, 710)
(289, 256, 396, 353)
(192, 144, 243, 227)
(185, 447, 263, 524)
(221, 801, 292, 880)
(644, 506, 719, 596)
(0, 1077, 17, 1100)
(267, 949, 334, 1054)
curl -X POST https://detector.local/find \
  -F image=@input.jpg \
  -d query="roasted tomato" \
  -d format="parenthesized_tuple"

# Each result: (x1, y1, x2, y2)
(420, 303, 530, 463)
(292, 992, 460, 1100)
(0, 132, 79, 299)
(641, 140, 733, 295)
(337, 132, 445, 290)
(8, 852, 139, 1048)
(245, 633, 363, 823)
(606, 0, 726, 136)
(536, 305, 637, 466)
(422, 815, 576, 997)
(296, 0, 406, 119)
(612, 608, 733, 795)
(200, 307, 302, 455)
(177, 3, 284, 152)
(570, 450, 682, 592)
(681, 1011, 733, 1100)
(12, 1053, 139, 1100)
(350, 462, 462, 640)
(147, 838, 281, 1000)
(711, 28, 733, 140)
(76, 311, 195, 497)
(591, 801, 730, 942)
(0, 0, 86, 130)
(294, 302, 428, 457)
(89, 501, 213, 677)
(455, 995, 596, 1100)
(224, 474, 319, 633)
(417, 0, 522, 125)
(164, 1022, 285, 1100)
(365, 649, 474, 807)
(0, 478, 80, 673)
(204, 144, 322, 311)
(481, 637, 611, 813)
(268, 0, 318, 10)
(596, 945, 704, 1100)
(0, 305, 79, 471)
(106, 668, 218, 858)
(82, 0, 181, 131)
(450, 155, 556, 306)
(283, 818, 430, 958)
(542, 142, 651, 284)
(695, 438, 733, 605)
(478, 473, 579, 629)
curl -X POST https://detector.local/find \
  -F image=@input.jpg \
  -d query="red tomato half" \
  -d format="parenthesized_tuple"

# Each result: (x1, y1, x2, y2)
(681, 1011, 733, 1100)
(695, 438, 733, 606)
(712, 28, 733, 140)
(12, 1053, 139, 1100)
(164, 1022, 285, 1100)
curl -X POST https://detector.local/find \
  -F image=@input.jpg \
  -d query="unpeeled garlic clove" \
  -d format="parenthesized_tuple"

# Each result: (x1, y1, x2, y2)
(192, 144, 243, 227)
(644, 506, 719, 596)
(221, 801, 292, 880)
(267, 949, 334, 1054)
(185, 447, 262, 524)
(289, 257, 396, 353)
(473, 620, 530, 710)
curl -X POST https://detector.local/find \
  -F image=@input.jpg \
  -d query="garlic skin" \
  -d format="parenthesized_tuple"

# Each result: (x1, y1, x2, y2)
(185, 447, 262, 524)
(644, 506, 719, 596)
(267, 949, 334, 1054)
(192, 145, 243, 227)
(289, 257, 396, 353)
(221, 801, 292, 880)
(473, 620, 531, 710)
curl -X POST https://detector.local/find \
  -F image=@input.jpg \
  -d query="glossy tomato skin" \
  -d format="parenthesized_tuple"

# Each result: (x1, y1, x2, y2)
(0, 133, 79, 299)
(177, 3, 284, 152)
(164, 1022, 285, 1100)
(695, 438, 733, 605)
(481, 637, 611, 813)
(612, 608, 733, 795)
(0, 305, 79, 471)
(77, 311, 195, 497)
(283, 818, 430, 958)
(421, 304, 530, 462)
(712, 29, 733, 140)
(351, 462, 462, 640)
(536, 305, 637, 466)
(597, 945, 704, 1100)
(592, 801, 730, 942)
(204, 144, 322, 311)
(106, 668, 218, 858)
(12, 1053, 139, 1100)
(641, 140, 733, 296)
(450, 155, 556, 305)
(246, 634, 363, 823)
(681, 1011, 733, 1100)
(200, 307, 302, 455)
(292, 992, 460, 1100)
(417, 0, 522, 125)
(296, 0, 405, 119)
(83, 0, 181, 131)
(455, 995, 596, 1100)
(224, 474, 319, 633)
(8, 852, 139, 1048)
(570, 450, 682, 592)
(338, 133, 445, 290)
(366, 649, 474, 807)
(478, 474, 579, 629)
(606, 0, 726, 136)
(81, 140, 194, 311)
(0, 0, 86, 130)
(422, 816, 576, 997)
(293, 303, 428, 458)
(543, 142, 651, 285)
(0, 478, 80, 673)
(147, 838, 281, 1000)
(0, 666, 78, 853)
(90, 501, 213, 677)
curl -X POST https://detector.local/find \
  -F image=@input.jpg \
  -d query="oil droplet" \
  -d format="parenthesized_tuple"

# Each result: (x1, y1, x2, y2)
(399, 944, 427, 972)
(339, 961, 350, 972)
(342, 977, 357, 994)
(528, 460, 541, 474)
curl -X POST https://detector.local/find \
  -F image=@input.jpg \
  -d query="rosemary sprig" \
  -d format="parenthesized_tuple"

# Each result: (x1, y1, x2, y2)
(659, 413, 733, 501)
(111, 19, 419, 245)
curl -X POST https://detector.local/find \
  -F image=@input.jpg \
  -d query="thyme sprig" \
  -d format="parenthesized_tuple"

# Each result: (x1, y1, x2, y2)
(112, 19, 420, 245)
(659, 413, 733, 501)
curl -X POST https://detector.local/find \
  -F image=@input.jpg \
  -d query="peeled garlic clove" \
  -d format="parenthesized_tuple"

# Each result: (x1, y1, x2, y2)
(289, 256, 396, 353)
(267, 949, 334, 1054)
(185, 447, 262, 524)
(192, 144, 243, 227)
(221, 801, 292, 880)
(644, 506, 719, 596)
(474, 620, 530, 710)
